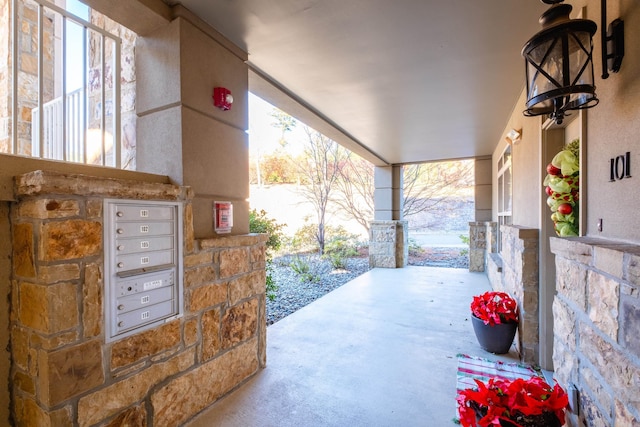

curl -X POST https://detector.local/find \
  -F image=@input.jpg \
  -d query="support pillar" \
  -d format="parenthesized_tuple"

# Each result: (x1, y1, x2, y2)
(369, 165, 407, 268)
(136, 12, 250, 237)
(468, 157, 494, 271)
(468, 221, 497, 272)
(468, 221, 487, 272)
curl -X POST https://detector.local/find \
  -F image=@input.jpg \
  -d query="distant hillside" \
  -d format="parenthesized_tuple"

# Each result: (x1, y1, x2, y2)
(405, 198, 474, 232)
(251, 184, 474, 238)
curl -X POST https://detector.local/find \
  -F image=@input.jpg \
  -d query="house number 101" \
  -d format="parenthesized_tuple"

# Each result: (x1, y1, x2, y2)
(610, 152, 631, 182)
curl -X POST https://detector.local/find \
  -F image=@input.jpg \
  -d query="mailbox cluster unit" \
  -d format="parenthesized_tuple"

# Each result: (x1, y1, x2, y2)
(104, 199, 183, 342)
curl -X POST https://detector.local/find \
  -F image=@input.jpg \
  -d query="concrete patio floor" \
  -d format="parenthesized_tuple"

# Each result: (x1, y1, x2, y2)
(186, 266, 522, 427)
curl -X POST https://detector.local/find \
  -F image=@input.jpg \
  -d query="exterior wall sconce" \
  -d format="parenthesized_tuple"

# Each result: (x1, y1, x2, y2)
(600, 0, 624, 79)
(521, 0, 624, 125)
(213, 87, 234, 110)
(505, 128, 522, 145)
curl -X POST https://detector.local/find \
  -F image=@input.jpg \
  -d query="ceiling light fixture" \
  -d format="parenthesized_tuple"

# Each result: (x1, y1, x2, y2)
(521, 0, 624, 125)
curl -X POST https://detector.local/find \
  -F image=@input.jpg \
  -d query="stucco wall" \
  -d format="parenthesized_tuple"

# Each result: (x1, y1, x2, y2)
(137, 15, 250, 238)
(492, 1, 640, 244)
(489, 0, 640, 375)
(492, 90, 543, 229)
(572, 0, 640, 242)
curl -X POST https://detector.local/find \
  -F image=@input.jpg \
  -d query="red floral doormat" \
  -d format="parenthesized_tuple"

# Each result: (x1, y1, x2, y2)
(456, 353, 542, 392)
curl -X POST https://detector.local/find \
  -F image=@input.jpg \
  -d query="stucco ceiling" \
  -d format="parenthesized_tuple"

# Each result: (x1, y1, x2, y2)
(166, 0, 548, 165)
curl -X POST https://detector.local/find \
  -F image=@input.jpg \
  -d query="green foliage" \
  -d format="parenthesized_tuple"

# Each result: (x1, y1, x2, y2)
(459, 233, 470, 257)
(265, 260, 277, 301)
(249, 209, 286, 300)
(290, 221, 318, 253)
(249, 209, 286, 252)
(290, 221, 361, 257)
(323, 232, 359, 269)
(408, 238, 424, 257)
(289, 255, 320, 283)
(289, 255, 310, 274)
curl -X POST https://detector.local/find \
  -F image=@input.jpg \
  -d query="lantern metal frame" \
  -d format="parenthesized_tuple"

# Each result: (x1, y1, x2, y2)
(522, 0, 624, 124)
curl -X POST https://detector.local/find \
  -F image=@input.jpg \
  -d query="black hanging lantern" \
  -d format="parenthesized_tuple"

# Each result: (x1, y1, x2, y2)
(522, 0, 598, 125)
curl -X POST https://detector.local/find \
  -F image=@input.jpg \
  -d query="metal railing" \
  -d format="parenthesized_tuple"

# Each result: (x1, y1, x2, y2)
(31, 88, 83, 161)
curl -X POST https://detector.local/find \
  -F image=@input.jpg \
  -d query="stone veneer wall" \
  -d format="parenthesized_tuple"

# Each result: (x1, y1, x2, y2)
(10, 170, 267, 426)
(468, 221, 496, 272)
(369, 220, 408, 268)
(493, 225, 539, 364)
(88, 10, 138, 169)
(551, 237, 640, 426)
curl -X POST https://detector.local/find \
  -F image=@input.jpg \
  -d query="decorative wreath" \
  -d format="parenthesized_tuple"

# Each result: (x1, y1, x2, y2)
(543, 139, 579, 237)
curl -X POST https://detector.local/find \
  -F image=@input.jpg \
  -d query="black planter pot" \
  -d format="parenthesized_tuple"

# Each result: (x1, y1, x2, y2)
(471, 314, 517, 354)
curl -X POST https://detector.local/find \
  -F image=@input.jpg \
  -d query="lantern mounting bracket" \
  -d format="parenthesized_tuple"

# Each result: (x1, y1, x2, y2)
(601, 0, 624, 79)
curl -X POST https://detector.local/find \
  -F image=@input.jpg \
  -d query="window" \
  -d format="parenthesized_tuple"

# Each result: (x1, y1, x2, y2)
(497, 145, 512, 251)
(1, 0, 136, 168)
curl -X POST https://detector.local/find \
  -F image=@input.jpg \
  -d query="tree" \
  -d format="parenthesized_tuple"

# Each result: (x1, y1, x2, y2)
(292, 127, 350, 254)
(252, 107, 298, 186)
(403, 160, 474, 217)
(334, 158, 474, 233)
(270, 109, 296, 146)
(334, 155, 375, 232)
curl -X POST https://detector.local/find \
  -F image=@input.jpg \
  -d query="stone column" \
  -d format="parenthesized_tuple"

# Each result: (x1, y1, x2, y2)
(369, 220, 408, 268)
(500, 225, 539, 364)
(468, 221, 487, 272)
(468, 221, 497, 272)
(370, 165, 407, 268)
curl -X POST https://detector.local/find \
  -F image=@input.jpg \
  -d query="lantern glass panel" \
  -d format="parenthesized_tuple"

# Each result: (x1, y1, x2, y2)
(526, 37, 563, 109)
(568, 31, 594, 85)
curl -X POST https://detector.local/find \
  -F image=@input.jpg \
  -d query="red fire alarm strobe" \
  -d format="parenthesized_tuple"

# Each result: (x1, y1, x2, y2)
(213, 87, 233, 110)
(214, 201, 233, 234)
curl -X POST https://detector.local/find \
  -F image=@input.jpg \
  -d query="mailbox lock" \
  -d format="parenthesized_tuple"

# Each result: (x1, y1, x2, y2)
(117, 262, 124, 268)
(118, 321, 124, 327)
(117, 245, 124, 251)
(118, 304, 125, 310)
(116, 211, 124, 217)
(117, 228, 124, 234)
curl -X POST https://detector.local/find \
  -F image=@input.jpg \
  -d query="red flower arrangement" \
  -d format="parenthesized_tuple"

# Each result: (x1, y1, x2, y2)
(457, 376, 569, 427)
(471, 291, 518, 326)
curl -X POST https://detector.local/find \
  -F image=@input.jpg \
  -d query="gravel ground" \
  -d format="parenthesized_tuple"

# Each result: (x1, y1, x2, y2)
(267, 247, 468, 325)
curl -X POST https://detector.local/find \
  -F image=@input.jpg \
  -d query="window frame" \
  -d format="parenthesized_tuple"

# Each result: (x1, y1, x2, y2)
(496, 144, 512, 251)
(9, 0, 122, 167)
